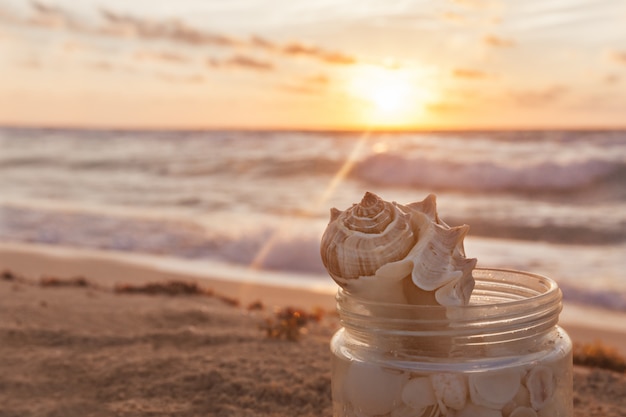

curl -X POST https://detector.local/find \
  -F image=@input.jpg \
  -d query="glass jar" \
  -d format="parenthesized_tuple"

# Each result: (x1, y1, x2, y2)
(330, 268, 573, 417)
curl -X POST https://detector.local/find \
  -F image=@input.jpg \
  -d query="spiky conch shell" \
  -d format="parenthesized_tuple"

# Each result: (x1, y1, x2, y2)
(320, 192, 477, 305)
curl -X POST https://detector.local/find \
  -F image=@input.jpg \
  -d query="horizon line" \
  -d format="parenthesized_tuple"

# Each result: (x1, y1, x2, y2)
(2, 122, 626, 134)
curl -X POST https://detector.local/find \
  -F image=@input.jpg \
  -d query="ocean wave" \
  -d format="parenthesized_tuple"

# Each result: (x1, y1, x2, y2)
(3, 204, 626, 313)
(352, 153, 626, 192)
(560, 283, 626, 312)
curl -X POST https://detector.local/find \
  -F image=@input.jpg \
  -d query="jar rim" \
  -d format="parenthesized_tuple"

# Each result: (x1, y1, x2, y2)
(336, 268, 562, 324)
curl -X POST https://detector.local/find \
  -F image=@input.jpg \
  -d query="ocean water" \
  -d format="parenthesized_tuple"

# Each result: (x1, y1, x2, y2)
(1, 127, 625, 311)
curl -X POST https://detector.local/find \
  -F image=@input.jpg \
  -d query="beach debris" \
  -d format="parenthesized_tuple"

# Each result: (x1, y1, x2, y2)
(260, 306, 323, 341)
(320, 192, 476, 306)
(1, 270, 16, 281)
(114, 280, 212, 296)
(247, 300, 265, 311)
(215, 294, 240, 307)
(39, 275, 90, 287)
(573, 340, 626, 372)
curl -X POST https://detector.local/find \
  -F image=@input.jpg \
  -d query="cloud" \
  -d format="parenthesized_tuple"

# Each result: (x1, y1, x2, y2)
(209, 54, 274, 71)
(609, 50, 626, 65)
(509, 85, 568, 106)
(303, 74, 330, 85)
(28, 0, 82, 30)
(452, 68, 490, 79)
(156, 72, 205, 84)
(483, 34, 515, 47)
(450, 0, 492, 9)
(282, 42, 356, 64)
(426, 101, 466, 113)
(276, 73, 331, 95)
(89, 60, 114, 72)
(99, 9, 239, 47)
(99, 10, 356, 65)
(134, 50, 189, 64)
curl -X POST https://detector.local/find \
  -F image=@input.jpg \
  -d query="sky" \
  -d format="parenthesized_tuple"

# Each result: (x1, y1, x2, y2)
(1, 0, 625, 130)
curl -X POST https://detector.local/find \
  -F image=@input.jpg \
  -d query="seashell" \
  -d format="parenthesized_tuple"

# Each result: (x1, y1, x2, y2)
(469, 370, 521, 410)
(401, 377, 437, 411)
(320, 192, 477, 305)
(509, 407, 538, 417)
(524, 366, 555, 411)
(391, 403, 440, 417)
(535, 397, 560, 417)
(429, 372, 468, 412)
(502, 385, 530, 416)
(344, 361, 408, 416)
(456, 403, 503, 417)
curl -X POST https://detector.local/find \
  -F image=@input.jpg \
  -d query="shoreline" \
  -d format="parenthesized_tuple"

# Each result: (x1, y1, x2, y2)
(1, 241, 625, 355)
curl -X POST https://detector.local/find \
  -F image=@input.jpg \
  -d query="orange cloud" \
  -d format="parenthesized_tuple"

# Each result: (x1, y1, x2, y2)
(209, 55, 274, 71)
(483, 34, 515, 47)
(509, 85, 568, 106)
(134, 50, 189, 64)
(28, 0, 82, 30)
(100, 9, 239, 47)
(156, 72, 205, 84)
(282, 42, 356, 64)
(276, 73, 331, 95)
(609, 50, 626, 65)
(426, 101, 466, 113)
(5, 3, 358, 74)
(452, 68, 490, 79)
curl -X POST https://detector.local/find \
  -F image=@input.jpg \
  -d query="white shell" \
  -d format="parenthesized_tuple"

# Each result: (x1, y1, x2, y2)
(320, 192, 476, 305)
(401, 377, 437, 410)
(509, 407, 538, 417)
(502, 385, 531, 416)
(469, 370, 521, 409)
(391, 404, 440, 417)
(344, 361, 407, 416)
(456, 403, 503, 417)
(429, 372, 468, 412)
(524, 366, 555, 411)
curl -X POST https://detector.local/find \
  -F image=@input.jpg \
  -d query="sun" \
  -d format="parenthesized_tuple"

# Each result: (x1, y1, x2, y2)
(345, 64, 435, 127)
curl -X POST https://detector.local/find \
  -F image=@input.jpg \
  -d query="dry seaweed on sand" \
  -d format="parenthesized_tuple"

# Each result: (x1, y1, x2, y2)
(114, 280, 213, 296)
(260, 306, 324, 341)
(39, 275, 90, 288)
(573, 340, 626, 373)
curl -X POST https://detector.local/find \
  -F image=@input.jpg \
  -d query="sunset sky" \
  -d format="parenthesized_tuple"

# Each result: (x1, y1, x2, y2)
(1, 0, 625, 130)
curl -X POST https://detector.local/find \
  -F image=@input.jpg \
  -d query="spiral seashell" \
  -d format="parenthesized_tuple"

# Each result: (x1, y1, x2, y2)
(320, 192, 477, 305)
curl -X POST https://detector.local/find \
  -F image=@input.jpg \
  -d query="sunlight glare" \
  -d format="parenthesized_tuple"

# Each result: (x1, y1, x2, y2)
(346, 64, 435, 128)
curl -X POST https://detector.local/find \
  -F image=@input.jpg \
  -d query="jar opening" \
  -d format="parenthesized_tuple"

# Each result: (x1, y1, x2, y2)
(337, 268, 562, 332)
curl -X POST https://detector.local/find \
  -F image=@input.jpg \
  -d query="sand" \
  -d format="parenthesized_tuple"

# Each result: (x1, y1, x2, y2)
(1, 242, 626, 416)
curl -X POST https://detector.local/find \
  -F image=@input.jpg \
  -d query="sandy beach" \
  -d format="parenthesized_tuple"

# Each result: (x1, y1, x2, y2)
(1, 242, 626, 416)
